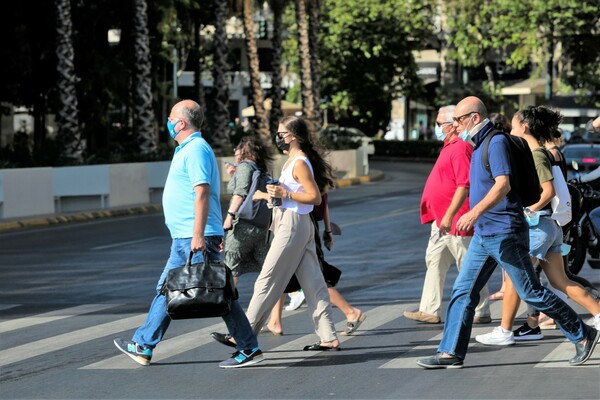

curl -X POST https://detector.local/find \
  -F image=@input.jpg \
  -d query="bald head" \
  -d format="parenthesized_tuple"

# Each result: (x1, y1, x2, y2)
(455, 96, 488, 119)
(172, 100, 204, 131)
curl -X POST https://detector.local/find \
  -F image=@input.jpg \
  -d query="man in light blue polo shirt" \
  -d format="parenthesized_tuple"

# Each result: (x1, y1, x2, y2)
(114, 100, 263, 369)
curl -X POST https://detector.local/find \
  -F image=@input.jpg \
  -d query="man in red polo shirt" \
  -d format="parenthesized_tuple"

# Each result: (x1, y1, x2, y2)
(404, 105, 491, 324)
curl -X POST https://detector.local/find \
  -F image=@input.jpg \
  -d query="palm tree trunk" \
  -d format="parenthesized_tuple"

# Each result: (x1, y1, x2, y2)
(55, 0, 83, 163)
(243, 0, 270, 143)
(269, 0, 284, 137)
(212, 0, 231, 154)
(294, 0, 315, 124)
(193, 17, 207, 113)
(307, 0, 321, 130)
(132, 0, 157, 155)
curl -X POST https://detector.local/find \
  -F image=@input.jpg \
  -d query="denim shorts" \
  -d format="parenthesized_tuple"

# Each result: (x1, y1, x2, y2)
(529, 216, 562, 259)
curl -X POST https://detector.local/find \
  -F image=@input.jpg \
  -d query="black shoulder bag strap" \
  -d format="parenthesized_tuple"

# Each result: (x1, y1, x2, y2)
(481, 129, 502, 175)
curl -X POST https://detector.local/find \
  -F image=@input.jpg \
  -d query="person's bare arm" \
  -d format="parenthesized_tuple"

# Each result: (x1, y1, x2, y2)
(191, 184, 209, 252)
(439, 186, 469, 235)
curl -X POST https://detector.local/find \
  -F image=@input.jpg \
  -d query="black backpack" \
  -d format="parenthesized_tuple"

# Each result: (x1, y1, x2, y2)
(481, 130, 541, 207)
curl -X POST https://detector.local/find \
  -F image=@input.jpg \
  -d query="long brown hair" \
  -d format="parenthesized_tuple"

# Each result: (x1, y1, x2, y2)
(280, 116, 335, 191)
(235, 135, 274, 172)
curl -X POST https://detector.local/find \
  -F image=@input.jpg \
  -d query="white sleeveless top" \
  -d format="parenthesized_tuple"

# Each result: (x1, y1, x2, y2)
(279, 156, 314, 215)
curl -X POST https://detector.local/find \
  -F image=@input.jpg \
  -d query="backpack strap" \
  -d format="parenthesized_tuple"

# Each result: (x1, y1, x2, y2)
(239, 160, 259, 172)
(482, 129, 503, 174)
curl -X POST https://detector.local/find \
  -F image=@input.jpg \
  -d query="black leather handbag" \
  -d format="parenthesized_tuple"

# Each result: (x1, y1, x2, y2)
(161, 251, 238, 320)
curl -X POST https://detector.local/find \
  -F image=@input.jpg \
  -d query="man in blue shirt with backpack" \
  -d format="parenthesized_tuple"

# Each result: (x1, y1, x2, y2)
(417, 96, 599, 369)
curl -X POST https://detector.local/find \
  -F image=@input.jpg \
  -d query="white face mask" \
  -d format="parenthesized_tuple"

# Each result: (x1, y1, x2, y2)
(459, 116, 474, 141)
(434, 125, 447, 141)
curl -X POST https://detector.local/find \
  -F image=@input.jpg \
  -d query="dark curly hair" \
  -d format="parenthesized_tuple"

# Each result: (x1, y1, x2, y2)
(514, 106, 563, 144)
(235, 135, 275, 173)
(490, 113, 510, 133)
(279, 116, 335, 191)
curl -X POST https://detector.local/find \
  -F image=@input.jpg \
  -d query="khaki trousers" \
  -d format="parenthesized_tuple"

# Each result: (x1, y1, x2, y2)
(245, 208, 338, 342)
(420, 223, 490, 318)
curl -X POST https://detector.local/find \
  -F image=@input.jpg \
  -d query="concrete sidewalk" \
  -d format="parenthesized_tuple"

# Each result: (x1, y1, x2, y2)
(0, 169, 384, 233)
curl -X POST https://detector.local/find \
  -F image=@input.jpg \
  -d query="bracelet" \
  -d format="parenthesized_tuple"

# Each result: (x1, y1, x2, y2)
(286, 191, 292, 200)
(227, 210, 237, 217)
(324, 230, 332, 234)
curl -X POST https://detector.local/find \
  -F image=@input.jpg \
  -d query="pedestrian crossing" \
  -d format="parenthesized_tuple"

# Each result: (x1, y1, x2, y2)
(0, 300, 598, 372)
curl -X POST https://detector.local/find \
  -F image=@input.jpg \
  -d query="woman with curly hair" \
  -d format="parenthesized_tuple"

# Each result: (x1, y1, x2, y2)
(223, 136, 274, 285)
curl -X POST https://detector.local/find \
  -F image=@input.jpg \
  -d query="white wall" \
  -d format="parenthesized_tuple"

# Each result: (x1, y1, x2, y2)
(0, 150, 367, 219)
(1, 168, 54, 218)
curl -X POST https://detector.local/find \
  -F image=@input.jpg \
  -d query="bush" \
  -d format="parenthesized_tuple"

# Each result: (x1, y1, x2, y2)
(374, 140, 442, 159)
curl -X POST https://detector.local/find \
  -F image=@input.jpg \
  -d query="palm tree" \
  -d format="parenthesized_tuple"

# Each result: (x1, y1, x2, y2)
(55, 0, 84, 163)
(132, 0, 157, 155)
(212, 0, 231, 154)
(307, 0, 321, 130)
(294, 0, 316, 124)
(269, 0, 285, 136)
(242, 0, 270, 143)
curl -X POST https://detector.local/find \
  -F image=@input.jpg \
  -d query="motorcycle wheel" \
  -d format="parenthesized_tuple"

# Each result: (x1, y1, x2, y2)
(567, 237, 587, 275)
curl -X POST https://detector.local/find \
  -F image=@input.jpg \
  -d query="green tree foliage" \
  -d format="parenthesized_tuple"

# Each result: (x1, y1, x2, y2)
(445, 0, 600, 106)
(318, 0, 436, 135)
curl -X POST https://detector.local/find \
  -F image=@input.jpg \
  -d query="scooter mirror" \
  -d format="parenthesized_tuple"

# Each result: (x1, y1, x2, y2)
(572, 160, 579, 171)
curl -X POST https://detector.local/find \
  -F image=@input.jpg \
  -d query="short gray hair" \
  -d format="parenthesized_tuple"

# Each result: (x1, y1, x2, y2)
(438, 105, 456, 122)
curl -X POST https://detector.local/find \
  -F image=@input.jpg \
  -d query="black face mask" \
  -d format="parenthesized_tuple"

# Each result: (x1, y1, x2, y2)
(275, 134, 290, 151)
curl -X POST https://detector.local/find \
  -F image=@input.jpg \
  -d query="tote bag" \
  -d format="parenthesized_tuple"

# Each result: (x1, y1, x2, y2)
(161, 251, 238, 320)
(550, 163, 572, 226)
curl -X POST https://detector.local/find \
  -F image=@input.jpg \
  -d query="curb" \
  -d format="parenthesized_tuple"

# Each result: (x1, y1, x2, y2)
(0, 171, 384, 233)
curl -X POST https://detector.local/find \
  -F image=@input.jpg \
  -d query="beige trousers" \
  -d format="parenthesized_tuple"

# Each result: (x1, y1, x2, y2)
(420, 223, 490, 318)
(245, 208, 338, 342)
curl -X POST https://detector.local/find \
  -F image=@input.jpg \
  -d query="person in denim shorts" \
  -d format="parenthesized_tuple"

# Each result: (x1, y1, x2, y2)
(476, 106, 600, 345)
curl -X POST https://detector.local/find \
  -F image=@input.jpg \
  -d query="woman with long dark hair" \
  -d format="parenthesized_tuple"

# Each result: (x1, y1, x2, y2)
(212, 116, 341, 351)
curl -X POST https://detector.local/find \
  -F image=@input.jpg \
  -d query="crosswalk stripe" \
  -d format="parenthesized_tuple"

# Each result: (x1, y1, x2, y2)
(0, 314, 146, 368)
(83, 303, 416, 370)
(81, 319, 229, 369)
(379, 300, 526, 369)
(535, 318, 600, 368)
(255, 303, 415, 369)
(0, 304, 120, 334)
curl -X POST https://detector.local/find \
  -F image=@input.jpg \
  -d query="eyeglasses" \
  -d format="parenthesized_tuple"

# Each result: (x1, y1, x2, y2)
(167, 117, 180, 124)
(453, 112, 478, 124)
(277, 131, 290, 138)
(436, 121, 453, 127)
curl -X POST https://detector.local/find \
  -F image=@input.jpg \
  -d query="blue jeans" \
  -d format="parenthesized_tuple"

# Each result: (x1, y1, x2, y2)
(132, 236, 258, 351)
(438, 230, 587, 359)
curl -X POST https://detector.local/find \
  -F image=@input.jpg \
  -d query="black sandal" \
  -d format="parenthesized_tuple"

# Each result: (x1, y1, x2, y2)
(303, 342, 341, 351)
(211, 332, 237, 348)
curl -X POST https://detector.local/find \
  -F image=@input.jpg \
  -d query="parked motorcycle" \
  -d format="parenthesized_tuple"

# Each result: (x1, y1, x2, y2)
(564, 162, 600, 275)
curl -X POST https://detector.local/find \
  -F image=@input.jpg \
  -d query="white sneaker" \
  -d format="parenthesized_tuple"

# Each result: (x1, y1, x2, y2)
(475, 326, 515, 346)
(285, 290, 305, 311)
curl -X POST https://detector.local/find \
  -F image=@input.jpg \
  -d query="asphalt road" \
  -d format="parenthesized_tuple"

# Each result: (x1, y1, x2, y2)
(1, 161, 599, 400)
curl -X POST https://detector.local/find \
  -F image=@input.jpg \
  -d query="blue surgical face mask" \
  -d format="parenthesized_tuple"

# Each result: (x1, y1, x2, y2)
(167, 119, 182, 139)
(434, 125, 447, 141)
